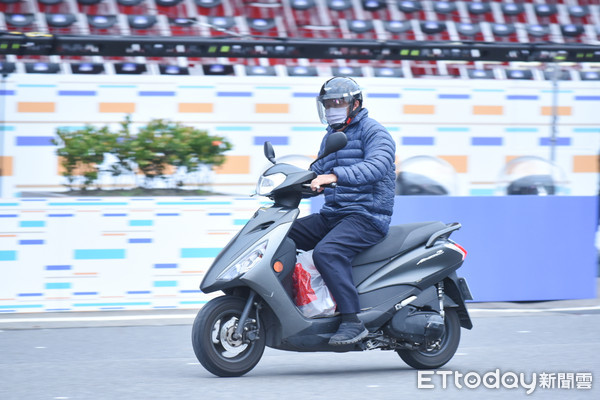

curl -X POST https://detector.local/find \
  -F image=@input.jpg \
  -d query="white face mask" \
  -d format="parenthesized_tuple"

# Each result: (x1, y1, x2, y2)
(325, 107, 348, 126)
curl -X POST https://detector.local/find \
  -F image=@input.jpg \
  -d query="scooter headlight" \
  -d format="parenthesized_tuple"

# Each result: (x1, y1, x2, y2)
(256, 172, 286, 196)
(217, 241, 268, 281)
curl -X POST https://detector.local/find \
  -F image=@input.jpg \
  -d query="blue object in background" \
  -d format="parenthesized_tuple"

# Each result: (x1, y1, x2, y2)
(311, 196, 598, 302)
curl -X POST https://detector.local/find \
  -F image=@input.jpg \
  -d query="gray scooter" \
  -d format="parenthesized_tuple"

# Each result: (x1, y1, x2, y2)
(192, 132, 473, 377)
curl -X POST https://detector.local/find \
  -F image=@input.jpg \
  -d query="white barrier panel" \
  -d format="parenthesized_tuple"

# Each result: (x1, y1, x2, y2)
(0, 75, 599, 198)
(0, 196, 310, 313)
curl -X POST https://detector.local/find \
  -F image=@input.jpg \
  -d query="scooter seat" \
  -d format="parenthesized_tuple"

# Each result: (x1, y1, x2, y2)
(352, 221, 447, 266)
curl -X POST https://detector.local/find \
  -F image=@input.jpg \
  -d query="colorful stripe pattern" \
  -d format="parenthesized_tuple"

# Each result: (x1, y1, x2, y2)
(1, 75, 598, 200)
(0, 197, 312, 312)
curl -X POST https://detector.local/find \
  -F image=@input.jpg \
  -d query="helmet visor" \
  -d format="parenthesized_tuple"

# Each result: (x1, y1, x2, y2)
(316, 95, 353, 124)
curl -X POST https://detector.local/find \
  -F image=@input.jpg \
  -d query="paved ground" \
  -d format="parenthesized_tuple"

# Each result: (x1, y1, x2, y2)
(1, 279, 598, 400)
(2, 313, 599, 400)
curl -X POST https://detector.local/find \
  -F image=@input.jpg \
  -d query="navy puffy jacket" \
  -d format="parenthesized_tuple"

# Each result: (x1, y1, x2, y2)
(312, 108, 396, 234)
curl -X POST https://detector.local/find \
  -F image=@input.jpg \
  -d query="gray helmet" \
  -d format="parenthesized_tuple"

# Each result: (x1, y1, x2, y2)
(316, 77, 363, 130)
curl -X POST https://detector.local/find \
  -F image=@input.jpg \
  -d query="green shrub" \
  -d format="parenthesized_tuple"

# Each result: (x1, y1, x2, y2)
(53, 116, 232, 191)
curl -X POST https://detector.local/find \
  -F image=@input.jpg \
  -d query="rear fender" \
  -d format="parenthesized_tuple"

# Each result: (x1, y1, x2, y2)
(443, 273, 473, 330)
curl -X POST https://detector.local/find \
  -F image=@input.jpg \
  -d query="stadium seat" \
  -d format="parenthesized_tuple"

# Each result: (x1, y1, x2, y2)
(207, 15, 235, 29)
(332, 66, 363, 77)
(71, 62, 105, 74)
(526, 24, 551, 42)
(77, 0, 112, 15)
(114, 62, 147, 74)
(433, 1, 456, 14)
(561, 23, 585, 42)
(117, 0, 144, 4)
(156, 0, 183, 6)
(467, 69, 495, 79)
(37, 0, 71, 15)
(506, 69, 534, 80)
(501, 3, 526, 24)
(373, 66, 403, 77)
(291, 0, 314, 10)
(568, 5, 590, 18)
(195, 0, 226, 17)
(46, 13, 77, 27)
(25, 62, 61, 73)
(287, 65, 318, 76)
(420, 20, 445, 35)
(247, 17, 276, 32)
(347, 19, 374, 34)
(420, 20, 449, 40)
(396, 0, 424, 21)
(159, 64, 189, 75)
(87, 14, 118, 29)
(327, 0, 352, 12)
(361, 0, 385, 12)
(383, 19, 413, 40)
(491, 22, 517, 42)
(169, 16, 200, 36)
(534, 3, 557, 18)
(155, 0, 189, 19)
(128, 15, 157, 30)
(396, 0, 420, 14)
(116, 0, 152, 20)
(467, 2, 493, 23)
(433, 1, 459, 22)
(246, 65, 277, 76)
(45, 13, 78, 33)
(534, 3, 558, 25)
(285, 0, 322, 37)
(580, 70, 600, 80)
(202, 64, 235, 75)
(4, 12, 36, 28)
(455, 22, 483, 41)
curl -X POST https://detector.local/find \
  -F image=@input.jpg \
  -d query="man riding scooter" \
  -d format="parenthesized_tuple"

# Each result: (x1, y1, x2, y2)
(288, 77, 397, 345)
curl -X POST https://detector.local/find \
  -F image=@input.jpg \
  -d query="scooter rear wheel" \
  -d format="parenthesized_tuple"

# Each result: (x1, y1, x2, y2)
(396, 307, 461, 369)
(192, 296, 265, 377)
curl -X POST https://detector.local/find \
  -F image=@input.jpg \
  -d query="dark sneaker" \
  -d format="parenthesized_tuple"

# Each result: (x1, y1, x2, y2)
(328, 321, 368, 346)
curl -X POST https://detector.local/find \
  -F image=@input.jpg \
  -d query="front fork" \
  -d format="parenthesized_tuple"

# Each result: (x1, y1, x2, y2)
(233, 290, 262, 343)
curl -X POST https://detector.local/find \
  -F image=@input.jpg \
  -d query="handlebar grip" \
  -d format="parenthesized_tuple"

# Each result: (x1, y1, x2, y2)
(301, 182, 337, 190)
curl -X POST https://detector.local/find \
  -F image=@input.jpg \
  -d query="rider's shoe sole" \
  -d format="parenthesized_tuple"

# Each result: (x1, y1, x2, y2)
(328, 328, 369, 346)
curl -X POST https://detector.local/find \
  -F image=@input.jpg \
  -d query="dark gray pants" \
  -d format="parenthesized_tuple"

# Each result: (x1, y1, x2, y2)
(288, 213, 385, 314)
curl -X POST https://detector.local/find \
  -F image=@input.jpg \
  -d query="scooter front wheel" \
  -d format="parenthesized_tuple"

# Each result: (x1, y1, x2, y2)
(192, 296, 265, 377)
(396, 307, 461, 369)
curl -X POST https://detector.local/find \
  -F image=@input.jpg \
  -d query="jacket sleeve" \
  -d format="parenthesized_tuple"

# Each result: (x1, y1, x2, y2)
(309, 132, 329, 175)
(332, 127, 396, 186)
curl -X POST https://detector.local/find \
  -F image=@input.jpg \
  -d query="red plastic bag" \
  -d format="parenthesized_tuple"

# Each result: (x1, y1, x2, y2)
(292, 250, 336, 318)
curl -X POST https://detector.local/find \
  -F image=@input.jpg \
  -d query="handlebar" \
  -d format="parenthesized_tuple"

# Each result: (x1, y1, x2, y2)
(300, 182, 336, 198)
(301, 182, 337, 190)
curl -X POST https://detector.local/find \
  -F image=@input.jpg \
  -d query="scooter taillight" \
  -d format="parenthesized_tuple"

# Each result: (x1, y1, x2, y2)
(446, 242, 467, 260)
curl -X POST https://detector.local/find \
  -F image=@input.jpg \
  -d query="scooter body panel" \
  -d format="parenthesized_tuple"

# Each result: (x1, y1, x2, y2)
(355, 243, 464, 294)
(200, 205, 299, 293)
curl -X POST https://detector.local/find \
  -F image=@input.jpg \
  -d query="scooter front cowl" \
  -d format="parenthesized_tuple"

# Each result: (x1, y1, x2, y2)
(200, 205, 299, 293)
